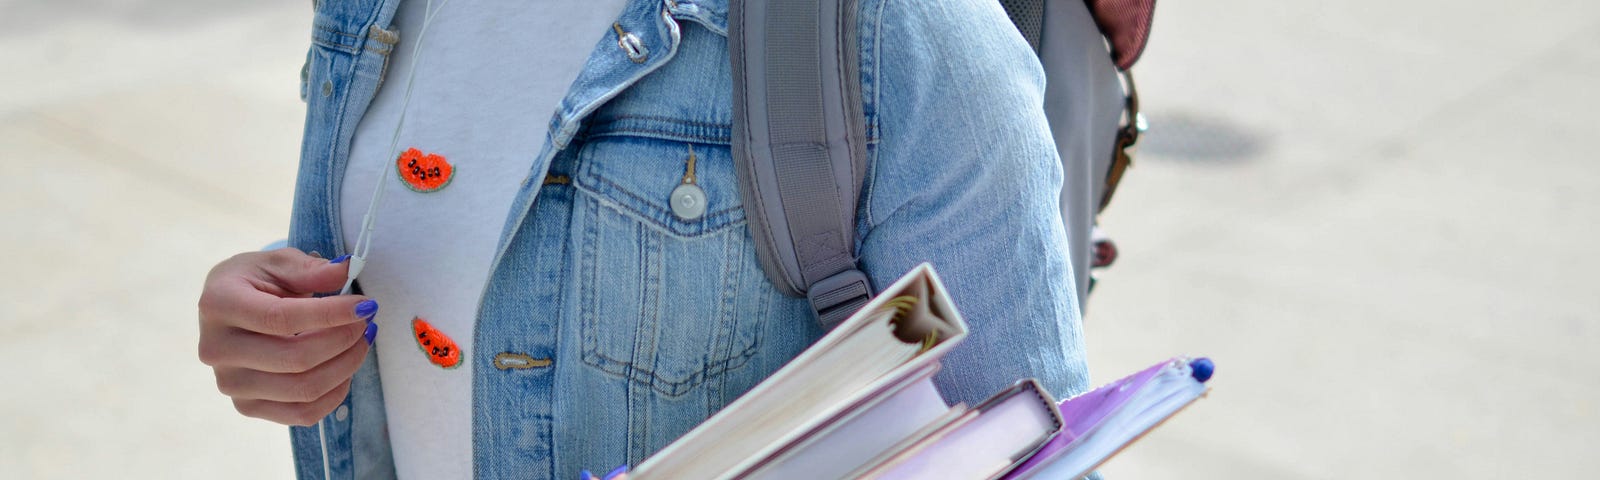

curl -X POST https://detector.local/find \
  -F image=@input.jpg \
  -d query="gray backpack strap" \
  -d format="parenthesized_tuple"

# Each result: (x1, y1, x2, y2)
(730, 0, 873, 329)
(998, 0, 1046, 52)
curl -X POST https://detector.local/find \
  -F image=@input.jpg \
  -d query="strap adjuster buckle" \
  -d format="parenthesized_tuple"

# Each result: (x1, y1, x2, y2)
(807, 269, 873, 330)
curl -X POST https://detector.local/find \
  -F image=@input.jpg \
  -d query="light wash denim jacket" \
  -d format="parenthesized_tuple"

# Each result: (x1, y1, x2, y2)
(287, 0, 1090, 478)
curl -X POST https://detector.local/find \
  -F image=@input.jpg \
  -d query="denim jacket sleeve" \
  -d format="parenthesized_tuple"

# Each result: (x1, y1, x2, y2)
(857, 0, 1091, 404)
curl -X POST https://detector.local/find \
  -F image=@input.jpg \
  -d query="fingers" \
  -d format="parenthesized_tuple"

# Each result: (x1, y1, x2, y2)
(220, 334, 369, 427)
(200, 248, 378, 427)
(200, 249, 374, 336)
(252, 292, 375, 336)
(233, 377, 355, 427)
(203, 278, 375, 336)
(254, 248, 355, 296)
(200, 320, 370, 373)
(582, 465, 630, 480)
(214, 336, 370, 403)
(206, 248, 351, 298)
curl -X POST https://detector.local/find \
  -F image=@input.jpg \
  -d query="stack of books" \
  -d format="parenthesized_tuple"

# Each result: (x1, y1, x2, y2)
(628, 264, 1214, 480)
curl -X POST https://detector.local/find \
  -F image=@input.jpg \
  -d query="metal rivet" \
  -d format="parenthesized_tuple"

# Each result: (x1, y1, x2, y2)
(334, 404, 349, 421)
(613, 22, 649, 63)
(321, 80, 333, 96)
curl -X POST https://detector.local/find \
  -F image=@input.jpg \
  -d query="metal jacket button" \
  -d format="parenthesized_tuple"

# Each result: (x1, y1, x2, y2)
(671, 145, 707, 220)
(671, 184, 707, 221)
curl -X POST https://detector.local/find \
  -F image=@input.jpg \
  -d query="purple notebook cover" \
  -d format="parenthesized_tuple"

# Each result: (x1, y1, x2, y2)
(1000, 358, 1179, 478)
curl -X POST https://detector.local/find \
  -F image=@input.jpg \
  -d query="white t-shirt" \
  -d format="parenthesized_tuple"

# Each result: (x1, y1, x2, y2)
(340, 1, 625, 477)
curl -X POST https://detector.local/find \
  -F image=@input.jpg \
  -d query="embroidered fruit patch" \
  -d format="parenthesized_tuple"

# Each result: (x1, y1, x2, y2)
(412, 317, 462, 369)
(396, 147, 454, 192)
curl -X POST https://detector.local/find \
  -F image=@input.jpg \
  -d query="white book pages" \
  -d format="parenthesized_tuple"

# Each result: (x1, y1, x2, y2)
(744, 367, 951, 479)
(858, 380, 1061, 480)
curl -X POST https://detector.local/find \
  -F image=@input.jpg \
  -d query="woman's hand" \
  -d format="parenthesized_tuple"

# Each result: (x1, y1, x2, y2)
(582, 465, 629, 480)
(197, 248, 378, 426)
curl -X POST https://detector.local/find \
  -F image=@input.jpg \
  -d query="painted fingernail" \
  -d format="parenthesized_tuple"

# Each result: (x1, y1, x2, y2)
(355, 299, 379, 319)
(603, 465, 628, 480)
(364, 320, 378, 345)
(330, 254, 352, 264)
(580, 470, 594, 480)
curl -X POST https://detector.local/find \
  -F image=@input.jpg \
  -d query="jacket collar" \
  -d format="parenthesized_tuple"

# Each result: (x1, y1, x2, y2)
(667, 0, 728, 36)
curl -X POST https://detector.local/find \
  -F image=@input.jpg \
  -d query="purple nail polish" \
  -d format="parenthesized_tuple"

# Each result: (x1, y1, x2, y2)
(330, 254, 352, 264)
(364, 321, 378, 345)
(355, 299, 378, 319)
(580, 470, 594, 480)
(603, 465, 628, 480)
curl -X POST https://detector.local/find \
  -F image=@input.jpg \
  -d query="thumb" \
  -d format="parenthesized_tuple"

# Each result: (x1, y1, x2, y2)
(256, 248, 355, 296)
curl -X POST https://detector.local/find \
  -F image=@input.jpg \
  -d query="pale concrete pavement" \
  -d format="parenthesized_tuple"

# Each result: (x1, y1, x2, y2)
(1, 1, 1595, 478)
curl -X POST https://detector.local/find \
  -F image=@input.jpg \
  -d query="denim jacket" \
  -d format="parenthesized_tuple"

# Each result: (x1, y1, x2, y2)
(287, 0, 1090, 478)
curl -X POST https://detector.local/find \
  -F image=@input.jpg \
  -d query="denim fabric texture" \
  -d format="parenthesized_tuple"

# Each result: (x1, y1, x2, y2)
(286, 0, 1091, 478)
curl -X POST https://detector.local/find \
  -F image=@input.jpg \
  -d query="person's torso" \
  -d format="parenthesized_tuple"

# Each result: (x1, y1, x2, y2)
(293, 1, 831, 477)
(286, 1, 1096, 478)
(337, 1, 626, 478)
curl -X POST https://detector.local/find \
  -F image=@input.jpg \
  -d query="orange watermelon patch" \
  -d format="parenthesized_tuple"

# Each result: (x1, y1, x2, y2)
(396, 147, 455, 192)
(412, 317, 462, 369)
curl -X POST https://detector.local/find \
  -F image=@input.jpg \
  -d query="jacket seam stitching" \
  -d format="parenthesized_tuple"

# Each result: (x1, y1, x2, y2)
(862, 0, 887, 229)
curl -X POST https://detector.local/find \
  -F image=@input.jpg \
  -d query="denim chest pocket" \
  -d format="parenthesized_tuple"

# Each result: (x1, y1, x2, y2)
(570, 133, 779, 397)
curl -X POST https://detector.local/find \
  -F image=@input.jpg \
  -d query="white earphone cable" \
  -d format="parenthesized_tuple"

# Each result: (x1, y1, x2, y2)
(322, 0, 454, 477)
(340, 0, 454, 297)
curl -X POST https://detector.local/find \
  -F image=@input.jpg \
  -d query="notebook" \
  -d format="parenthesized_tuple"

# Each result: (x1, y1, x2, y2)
(739, 364, 958, 479)
(848, 379, 1064, 480)
(629, 264, 968, 480)
(1002, 357, 1215, 479)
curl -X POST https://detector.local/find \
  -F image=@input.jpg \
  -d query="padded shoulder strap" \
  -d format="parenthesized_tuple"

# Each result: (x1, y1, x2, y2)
(730, 0, 872, 329)
(998, 0, 1046, 53)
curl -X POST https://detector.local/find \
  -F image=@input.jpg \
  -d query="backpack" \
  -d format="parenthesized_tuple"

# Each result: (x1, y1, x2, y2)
(727, 0, 1153, 328)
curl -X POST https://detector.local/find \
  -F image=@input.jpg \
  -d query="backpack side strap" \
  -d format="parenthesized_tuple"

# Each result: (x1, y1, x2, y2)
(730, 0, 873, 329)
